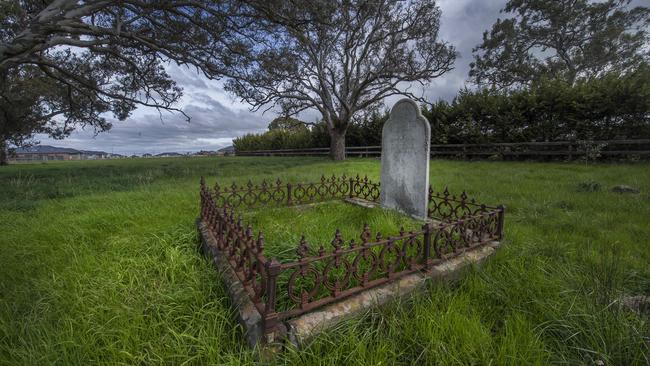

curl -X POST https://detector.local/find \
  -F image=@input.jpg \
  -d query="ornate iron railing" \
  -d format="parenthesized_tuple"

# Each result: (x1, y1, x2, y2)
(199, 175, 505, 338)
(210, 174, 380, 208)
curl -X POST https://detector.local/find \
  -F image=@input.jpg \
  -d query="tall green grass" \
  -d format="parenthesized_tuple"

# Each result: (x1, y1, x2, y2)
(240, 201, 424, 261)
(240, 201, 424, 312)
(1, 157, 648, 365)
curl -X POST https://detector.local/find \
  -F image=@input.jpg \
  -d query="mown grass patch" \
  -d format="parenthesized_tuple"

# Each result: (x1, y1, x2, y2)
(1, 157, 649, 365)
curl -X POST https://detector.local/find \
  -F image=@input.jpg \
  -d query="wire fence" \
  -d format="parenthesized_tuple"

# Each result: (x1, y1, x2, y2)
(235, 139, 650, 159)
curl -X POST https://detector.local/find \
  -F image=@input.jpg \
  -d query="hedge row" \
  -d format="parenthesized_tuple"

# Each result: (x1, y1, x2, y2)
(234, 66, 650, 151)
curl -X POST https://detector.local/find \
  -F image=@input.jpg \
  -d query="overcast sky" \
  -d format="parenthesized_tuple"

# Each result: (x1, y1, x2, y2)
(34, 0, 507, 155)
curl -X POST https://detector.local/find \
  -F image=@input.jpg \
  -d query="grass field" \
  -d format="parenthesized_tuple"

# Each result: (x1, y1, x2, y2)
(1, 157, 649, 365)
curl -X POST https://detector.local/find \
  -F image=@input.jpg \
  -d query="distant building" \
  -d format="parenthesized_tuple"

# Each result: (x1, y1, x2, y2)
(79, 150, 111, 160)
(12, 146, 82, 162)
(194, 150, 218, 157)
(155, 152, 185, 158)
(218, 145, 235, 156)
(10, 145, 116, 162)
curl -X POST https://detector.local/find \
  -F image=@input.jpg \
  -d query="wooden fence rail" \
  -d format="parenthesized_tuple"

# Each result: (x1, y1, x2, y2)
(235, 139, 650, 159)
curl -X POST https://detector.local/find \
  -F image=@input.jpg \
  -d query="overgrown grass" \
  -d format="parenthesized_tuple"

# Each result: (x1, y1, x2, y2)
(1, 157, 649, 365)
(240, 201, 424, 312)
(240, 201, 424, 261)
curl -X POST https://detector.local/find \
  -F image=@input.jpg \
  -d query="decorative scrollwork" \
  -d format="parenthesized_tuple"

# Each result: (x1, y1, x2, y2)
(351, 247, 378, 286)
(322, 256, 351, 295)
(428, 186, 498, 223)
(287, 265, 321, 306)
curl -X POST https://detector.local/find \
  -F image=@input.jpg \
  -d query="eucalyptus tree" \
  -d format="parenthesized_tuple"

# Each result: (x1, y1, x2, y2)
(224, 0, 456, 160)
(0, 0, 243, 165)
(470, 0, 649, 90)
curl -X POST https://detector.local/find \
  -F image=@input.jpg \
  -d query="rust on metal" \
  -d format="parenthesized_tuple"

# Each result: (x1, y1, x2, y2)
(199, 174, 505, 339)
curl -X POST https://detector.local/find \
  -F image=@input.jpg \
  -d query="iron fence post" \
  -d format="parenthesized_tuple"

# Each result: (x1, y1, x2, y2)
(205, 197, 212, 231)
(287, 183, 293, 206)
(349, 178, 354, 198)
(207, 204, 213, 232)
(423, 223, 432, 269)
(204, 197, 210, 228)
(263, 258, 281, 342)
(199, 195, 205, 221)
(497, 205, 505, 240)
(211, 204, 217, 232)
(214, 216, 221, 246)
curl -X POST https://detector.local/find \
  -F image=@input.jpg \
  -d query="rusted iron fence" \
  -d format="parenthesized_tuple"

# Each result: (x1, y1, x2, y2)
(199, 175, 505, 337)
(235, 139, 650, 159)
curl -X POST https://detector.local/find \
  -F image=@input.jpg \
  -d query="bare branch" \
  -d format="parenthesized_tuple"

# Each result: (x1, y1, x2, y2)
(224, 0, 455, 154)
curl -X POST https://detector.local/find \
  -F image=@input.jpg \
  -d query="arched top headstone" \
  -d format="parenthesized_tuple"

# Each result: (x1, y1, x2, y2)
(379, 98, 430, 219)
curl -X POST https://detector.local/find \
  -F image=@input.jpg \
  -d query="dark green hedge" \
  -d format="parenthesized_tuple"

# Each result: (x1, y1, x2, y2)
(234, 66, 650, 151)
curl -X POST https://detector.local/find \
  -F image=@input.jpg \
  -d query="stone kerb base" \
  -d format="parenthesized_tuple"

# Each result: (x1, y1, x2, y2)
(196, 217, 501, 350)
(196, 219, 281, 348)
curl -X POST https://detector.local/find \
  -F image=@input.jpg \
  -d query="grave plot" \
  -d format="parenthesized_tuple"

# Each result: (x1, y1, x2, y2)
(238, 199, 424, 314)
(197, 174, 505, 347)
(239, 200, 424, 266)
(196, 100, 505, 349)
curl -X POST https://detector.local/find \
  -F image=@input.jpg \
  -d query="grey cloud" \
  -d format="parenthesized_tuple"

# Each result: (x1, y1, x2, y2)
(35, 92, 268, 155)
(424, 0, 506, 101)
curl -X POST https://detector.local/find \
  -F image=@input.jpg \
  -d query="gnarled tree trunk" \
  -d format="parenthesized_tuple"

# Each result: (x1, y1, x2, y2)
(329, 128, 347, 161)
(0, 138, 8, 166)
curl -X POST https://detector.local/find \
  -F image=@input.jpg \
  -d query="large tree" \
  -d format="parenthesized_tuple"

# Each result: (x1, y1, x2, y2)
(224, 0, 456, 160)
(470, 0, 649, 90)
(0, 0, 245, 165)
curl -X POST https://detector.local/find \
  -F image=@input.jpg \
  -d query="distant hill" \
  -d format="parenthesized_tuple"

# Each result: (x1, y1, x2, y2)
(218, 145, 235, 153)
(14, 145, 121, 157)
(80, 149, 112, 155)
(154, 152, 185, 157)
(15, 145, 83, 154)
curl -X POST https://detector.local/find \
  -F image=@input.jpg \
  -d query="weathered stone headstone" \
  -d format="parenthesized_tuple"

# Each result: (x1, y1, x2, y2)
(380, 98, 430, 219)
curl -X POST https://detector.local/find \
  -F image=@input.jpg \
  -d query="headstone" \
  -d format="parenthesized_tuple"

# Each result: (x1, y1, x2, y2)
(380, 98, 430, 219)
